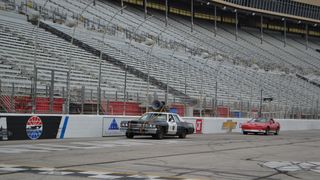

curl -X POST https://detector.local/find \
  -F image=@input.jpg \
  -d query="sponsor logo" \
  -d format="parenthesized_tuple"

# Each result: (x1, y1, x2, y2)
(26, 116, 43, 140)
(222, 120, 237, 133)
(108, 118, 119, 130)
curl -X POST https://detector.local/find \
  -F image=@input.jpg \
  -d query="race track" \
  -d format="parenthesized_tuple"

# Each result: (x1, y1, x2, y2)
(1, 130, 320, 180)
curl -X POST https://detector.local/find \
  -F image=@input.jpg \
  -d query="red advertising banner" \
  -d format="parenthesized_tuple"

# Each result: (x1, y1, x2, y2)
(196, 119, 203, 134)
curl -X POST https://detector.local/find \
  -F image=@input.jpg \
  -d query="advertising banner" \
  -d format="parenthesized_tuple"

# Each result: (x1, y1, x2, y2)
(0, 115, 62, 140)
(196, 119, 203, 134)
(102, 117, 125, 136)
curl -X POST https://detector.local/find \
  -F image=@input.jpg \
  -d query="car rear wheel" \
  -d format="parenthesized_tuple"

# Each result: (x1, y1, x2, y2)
(126, 132, 134, 139)
(242, 131, 248, 135)
(274, 128, 280, 135)
(179, 130, 187, 138)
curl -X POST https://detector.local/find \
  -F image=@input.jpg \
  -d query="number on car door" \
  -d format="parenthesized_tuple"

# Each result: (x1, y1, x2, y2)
(167, 114, 178, 135)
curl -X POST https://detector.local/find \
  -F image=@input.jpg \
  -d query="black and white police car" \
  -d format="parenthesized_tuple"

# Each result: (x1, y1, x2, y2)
(120, 112, 194, 139)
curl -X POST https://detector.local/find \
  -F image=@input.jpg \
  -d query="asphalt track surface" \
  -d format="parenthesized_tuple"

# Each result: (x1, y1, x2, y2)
(1, 130, 320, 180)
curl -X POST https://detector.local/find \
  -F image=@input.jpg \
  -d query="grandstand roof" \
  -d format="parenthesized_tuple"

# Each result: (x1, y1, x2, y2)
(211, 0, 320, 24)
(292, 0, 320, 7)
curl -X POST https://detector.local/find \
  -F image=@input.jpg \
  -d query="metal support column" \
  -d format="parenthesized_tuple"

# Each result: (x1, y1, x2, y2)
(45, 85, 48, 97)
(121, 0, 123, 14)
(191, 0, 194, 32)
(283, 18, 287, 47)
(316, 99, 319, 119)
(235, 9, 238, 41)
(32, 68, 37, 114)
(81, 85, 85, 114)
(97, 86, 100, 115)
(259, 89, 263, 117)
(214, 80, 218, 117)
(10, 83, 15, 112)
(49, 70, 54, 113)
(165, 0, 168, 26)
(123, 65, 127, 115)
(260, 15, 263, 44)
(184, 76, 187, 116)
(144, 0, 147, 19)
(64, 72, 69, 114)
(214, 5, 217, 37)
(25, 0, 28, 14)
(305, 24, 309, 50)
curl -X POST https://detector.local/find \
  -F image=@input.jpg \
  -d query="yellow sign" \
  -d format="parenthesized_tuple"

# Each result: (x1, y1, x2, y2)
(222, 120, 237, 133)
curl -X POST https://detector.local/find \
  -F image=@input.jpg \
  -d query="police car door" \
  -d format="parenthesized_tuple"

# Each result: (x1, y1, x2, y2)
(167, 114, 178, 135)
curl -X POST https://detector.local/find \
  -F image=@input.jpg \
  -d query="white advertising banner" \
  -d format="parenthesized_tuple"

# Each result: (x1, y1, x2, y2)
(102, 116, 138, 136)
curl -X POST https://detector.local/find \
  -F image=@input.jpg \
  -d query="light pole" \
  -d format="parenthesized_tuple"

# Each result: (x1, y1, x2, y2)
(31, 0, 50, 114)
(66, 0, 95, 114)
(97, 6, 127, 115)
(165, 35, 190, 107)
(145, 26, 168, 112)
(284, 75, 293, 118)
(259, 89, 263, 117)
(123, 15, 153, 115)
(200, 58, 210, 117)
(214, 58, 224, 117)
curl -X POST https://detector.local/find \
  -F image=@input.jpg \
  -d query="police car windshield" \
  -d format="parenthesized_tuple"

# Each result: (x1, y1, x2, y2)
(138, 113, 166, 122)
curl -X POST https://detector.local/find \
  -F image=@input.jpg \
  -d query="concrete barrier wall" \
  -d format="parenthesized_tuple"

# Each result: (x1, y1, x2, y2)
(1, 114, 320, 140)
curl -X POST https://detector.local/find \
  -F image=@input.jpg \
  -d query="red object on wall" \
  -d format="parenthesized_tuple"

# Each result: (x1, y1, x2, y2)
(217, 106, 230, 117)
(13, 96, 64, 113)
(108, 101, 141, 115)
(196, 119, 203, 134)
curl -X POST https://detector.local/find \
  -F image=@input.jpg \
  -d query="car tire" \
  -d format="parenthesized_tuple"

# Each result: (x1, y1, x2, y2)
(155, 128, 164, 140)
(126, 132, 134, 139)
(243, 131, 248, 135)
(179, 130, 187, 138)
(264, 127, 270, 135)
(151, 135, 157, 138)
(274, 128, 280, 135)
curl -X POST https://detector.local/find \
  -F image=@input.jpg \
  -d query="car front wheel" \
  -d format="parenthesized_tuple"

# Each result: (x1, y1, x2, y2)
(274, 128, 280, 135)
(264, 127, 270, 135)
(126, 132, 134, 139)
(155, 128, 164, 140)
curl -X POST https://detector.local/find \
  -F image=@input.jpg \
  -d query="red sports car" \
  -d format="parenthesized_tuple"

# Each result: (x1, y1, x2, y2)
(241, 117, 280, 135)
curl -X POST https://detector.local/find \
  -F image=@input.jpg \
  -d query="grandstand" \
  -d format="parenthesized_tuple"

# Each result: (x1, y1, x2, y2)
(0, 0, 319, 118)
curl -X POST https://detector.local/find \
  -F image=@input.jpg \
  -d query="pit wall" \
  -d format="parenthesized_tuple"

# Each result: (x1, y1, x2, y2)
(1, 114, 320, 140)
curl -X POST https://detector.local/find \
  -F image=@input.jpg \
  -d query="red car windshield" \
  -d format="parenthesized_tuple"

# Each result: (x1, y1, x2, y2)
(249, 118, 268, 123)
